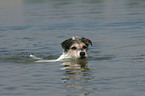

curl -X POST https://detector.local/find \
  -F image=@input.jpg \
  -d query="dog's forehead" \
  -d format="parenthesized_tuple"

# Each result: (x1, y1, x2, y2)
(71, 42, 86, 48)
(72, 36, 79, 40)
(72, 37, 82, 44)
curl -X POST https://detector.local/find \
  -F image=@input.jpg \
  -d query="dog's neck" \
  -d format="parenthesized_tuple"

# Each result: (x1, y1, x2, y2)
(57, 52, 86, 62)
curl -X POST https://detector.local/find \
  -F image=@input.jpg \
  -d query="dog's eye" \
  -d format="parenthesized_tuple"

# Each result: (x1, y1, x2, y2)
(71, 46, 77, 50)
(83, 46, 87, 49)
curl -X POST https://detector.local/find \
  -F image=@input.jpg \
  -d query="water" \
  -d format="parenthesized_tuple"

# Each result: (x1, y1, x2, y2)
(0, 0, 145, 96)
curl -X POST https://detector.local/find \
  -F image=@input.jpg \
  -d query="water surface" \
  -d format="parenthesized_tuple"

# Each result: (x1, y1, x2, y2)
(0, 0, 145, 96)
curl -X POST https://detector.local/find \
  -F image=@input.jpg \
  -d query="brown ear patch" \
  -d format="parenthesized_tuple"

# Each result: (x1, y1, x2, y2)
(61, 38, 74, 51)
(81, 37, 92, 46)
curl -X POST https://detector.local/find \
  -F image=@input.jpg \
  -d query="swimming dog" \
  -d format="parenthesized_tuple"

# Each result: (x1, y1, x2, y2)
(30, 36, 92, 62)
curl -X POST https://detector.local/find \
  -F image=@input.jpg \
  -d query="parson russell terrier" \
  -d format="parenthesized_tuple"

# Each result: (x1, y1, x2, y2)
(30, 36, 92, 62)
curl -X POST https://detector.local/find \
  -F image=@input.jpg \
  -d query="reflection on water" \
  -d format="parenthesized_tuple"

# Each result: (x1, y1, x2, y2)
(61, 59, 94, 96)
(60, 59, 88, 71)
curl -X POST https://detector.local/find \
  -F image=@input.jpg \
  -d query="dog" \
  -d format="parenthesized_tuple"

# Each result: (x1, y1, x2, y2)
(30, 36, 92, 62)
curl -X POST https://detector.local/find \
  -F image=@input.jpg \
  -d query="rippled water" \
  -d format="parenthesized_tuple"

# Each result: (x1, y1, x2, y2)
(0, 0, 145, 96)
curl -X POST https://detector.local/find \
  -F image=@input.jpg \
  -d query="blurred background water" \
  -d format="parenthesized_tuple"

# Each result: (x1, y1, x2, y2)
(0, 0, 145, 96)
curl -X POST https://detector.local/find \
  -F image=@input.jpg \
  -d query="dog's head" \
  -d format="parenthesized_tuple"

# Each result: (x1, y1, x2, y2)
(61, 36, 92, 59)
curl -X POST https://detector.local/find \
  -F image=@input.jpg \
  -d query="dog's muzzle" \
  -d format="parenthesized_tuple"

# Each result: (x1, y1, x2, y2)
(80, 52, 86, 58)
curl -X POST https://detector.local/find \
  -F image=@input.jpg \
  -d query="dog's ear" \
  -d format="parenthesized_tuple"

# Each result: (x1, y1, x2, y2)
(81, 37, 92, 46)
(61, 38, 73, 51)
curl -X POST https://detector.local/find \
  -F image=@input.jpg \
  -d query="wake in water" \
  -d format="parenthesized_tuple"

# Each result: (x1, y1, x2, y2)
(30, 54, 88, 71)
(30, 54, 58, 62)
(29, 54, 72, 63)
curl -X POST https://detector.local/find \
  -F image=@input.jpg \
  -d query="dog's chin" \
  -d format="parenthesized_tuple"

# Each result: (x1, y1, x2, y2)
(79, 56, 86, 59)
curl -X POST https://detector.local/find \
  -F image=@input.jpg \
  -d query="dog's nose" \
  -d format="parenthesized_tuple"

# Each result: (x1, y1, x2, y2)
(80, 52, 85, 57)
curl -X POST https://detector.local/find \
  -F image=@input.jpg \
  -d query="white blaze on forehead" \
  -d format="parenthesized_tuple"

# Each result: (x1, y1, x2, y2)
(72, 36, 79, 40)
(72, 36, 75, 40)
